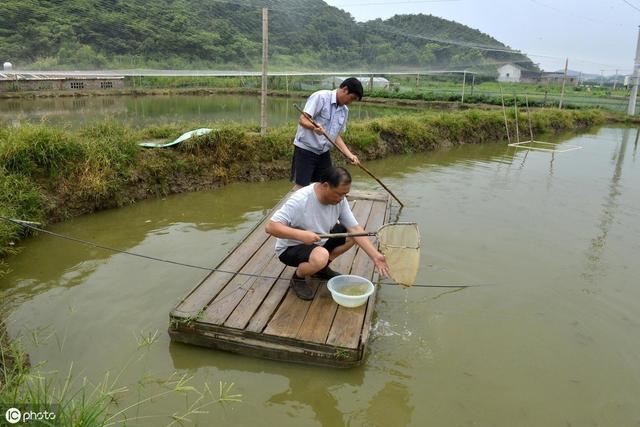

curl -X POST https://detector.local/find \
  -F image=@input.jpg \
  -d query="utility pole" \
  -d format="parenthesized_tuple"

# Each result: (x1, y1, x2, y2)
(260, 7, 268, 136)
(628, 26, 640, 116)
(559, 58, 568, 109)
(613, 69, 619, 91)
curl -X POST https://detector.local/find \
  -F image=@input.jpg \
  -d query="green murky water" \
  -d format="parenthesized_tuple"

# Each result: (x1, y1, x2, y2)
(0, 94, 411, 128)
(335, 284, 370, 296)
(2, 127, 640, 426)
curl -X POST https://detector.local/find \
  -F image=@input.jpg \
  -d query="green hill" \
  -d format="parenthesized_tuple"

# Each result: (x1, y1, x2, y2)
(0, 0, 534, 72)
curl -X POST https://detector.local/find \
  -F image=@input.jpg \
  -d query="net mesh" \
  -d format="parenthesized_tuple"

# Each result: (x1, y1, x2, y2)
(377, 223, 420, 287)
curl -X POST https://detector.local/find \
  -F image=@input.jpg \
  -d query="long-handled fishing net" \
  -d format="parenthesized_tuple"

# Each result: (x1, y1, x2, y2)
(319, 222, 421, 287)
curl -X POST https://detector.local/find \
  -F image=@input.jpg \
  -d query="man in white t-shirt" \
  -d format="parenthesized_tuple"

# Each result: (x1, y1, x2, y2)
(266, 167, 389, 300)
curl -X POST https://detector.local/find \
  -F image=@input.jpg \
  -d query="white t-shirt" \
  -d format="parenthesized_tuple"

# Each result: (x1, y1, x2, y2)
(271, 183, 359, 255)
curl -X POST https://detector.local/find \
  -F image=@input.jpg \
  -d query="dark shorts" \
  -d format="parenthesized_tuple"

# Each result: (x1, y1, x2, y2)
(290, 145, 332, 187)
(278, 224, 346, 267)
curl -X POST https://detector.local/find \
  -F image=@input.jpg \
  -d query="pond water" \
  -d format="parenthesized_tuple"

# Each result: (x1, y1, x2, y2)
(0, 94, 411, 129)
(1, 127, 639, 426)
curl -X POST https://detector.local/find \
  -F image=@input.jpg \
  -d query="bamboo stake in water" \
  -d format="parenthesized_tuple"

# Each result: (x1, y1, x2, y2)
(525, 95, 534, 142)
(500, 85, 511, 144)
(294, 104, 404, 208)
(514, 96, 520, 144)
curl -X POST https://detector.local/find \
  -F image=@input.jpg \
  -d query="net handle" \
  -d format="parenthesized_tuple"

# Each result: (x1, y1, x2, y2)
(317, 222, 418, 240)
(317, 231, 376, 238)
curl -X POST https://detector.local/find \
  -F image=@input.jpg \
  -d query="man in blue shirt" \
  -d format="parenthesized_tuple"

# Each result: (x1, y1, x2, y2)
(291, 77, 363, 190)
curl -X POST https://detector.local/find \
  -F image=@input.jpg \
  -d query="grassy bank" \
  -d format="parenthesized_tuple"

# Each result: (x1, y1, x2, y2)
(0, 108, 612, 271)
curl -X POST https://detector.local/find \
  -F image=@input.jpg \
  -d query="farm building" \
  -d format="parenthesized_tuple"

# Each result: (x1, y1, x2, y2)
(497, 63, 540, 83)
(0, 73, 124, 92)
(321, 76, 390, 90)
(539, 72, 579, 86)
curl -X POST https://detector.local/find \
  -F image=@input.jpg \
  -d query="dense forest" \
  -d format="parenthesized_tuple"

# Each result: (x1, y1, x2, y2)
(0, 0, 535, 72)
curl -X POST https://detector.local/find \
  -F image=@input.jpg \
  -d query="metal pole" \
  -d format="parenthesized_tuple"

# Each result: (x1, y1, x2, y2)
(559, 58, 568, 109)
(628, 26, 640, 116)
(260, 7, 269, 136)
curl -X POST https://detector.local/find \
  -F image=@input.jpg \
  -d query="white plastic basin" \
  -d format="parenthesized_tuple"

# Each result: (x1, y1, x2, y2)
(327, 275, 375, 308)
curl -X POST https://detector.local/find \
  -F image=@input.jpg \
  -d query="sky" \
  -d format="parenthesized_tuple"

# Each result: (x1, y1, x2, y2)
(323, 0, 640, 75)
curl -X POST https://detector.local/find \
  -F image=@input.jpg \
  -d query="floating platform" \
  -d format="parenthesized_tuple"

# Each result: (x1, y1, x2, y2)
(169, 188, 391, 367)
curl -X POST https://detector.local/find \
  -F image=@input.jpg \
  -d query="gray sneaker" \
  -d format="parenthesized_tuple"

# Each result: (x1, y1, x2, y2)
(290, 275, 313, 300)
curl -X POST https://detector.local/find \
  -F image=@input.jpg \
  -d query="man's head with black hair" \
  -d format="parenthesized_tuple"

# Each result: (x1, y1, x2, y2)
(318, 166, 352, 205)
(336, 77, 363, 106)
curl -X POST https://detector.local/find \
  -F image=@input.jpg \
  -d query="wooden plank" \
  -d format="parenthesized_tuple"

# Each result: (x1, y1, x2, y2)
(172, 229, 269, 317)
(223, 257, 286, 329)
(326, 199, 388, 349)
(201, 237, 278, 325)
(347, 190, 389, 202)
(172, 191, 291, 318)
(245, 266, 295, 333)
(360, 197, 391, 347)
(295, 200, 374, 344)
(262, 281, 319, 338)
(169, 327, 361, 368)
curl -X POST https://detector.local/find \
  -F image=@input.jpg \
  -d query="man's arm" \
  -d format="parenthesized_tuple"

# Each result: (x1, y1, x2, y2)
(347, 225, 389, 277)
(265, 220, 320, 245)
(298, 113, 325, 135)
(334, 134, 360, 165)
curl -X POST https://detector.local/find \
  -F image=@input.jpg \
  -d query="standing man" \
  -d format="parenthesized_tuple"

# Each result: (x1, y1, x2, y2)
(291, 77, 363, 190)
(266, 167, 389, 300)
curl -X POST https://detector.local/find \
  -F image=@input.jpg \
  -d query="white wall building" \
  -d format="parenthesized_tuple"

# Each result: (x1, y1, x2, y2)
(497, 63, 523, 83)
(321, 76, 390, 90)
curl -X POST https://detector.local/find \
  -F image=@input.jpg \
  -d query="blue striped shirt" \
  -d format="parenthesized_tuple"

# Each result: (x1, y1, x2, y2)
(294, 90, 349, 155)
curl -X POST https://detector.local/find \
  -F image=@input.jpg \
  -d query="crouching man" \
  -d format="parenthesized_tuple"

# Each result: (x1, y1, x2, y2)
(265, 166, 389, 300)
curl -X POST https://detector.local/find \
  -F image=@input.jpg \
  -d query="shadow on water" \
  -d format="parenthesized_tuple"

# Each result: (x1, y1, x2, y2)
(168, 341, 414, 427)
(582, 127, 637, 284)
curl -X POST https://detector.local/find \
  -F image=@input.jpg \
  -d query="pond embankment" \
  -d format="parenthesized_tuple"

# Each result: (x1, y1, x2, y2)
(0, 107, 632, 270)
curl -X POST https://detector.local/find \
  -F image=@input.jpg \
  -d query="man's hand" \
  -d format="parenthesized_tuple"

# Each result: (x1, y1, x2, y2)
(372, 251, 390, 278)
(348, 154, 360, 165)
(298, 230, 321, 245)
(313, 125, 325, 135)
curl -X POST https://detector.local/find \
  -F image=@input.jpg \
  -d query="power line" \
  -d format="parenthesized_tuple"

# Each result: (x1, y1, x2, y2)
(621, 0, 640, 13)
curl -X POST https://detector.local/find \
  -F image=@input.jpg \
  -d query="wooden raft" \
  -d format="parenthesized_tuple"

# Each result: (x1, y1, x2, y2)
(169, 189, 391, 368)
